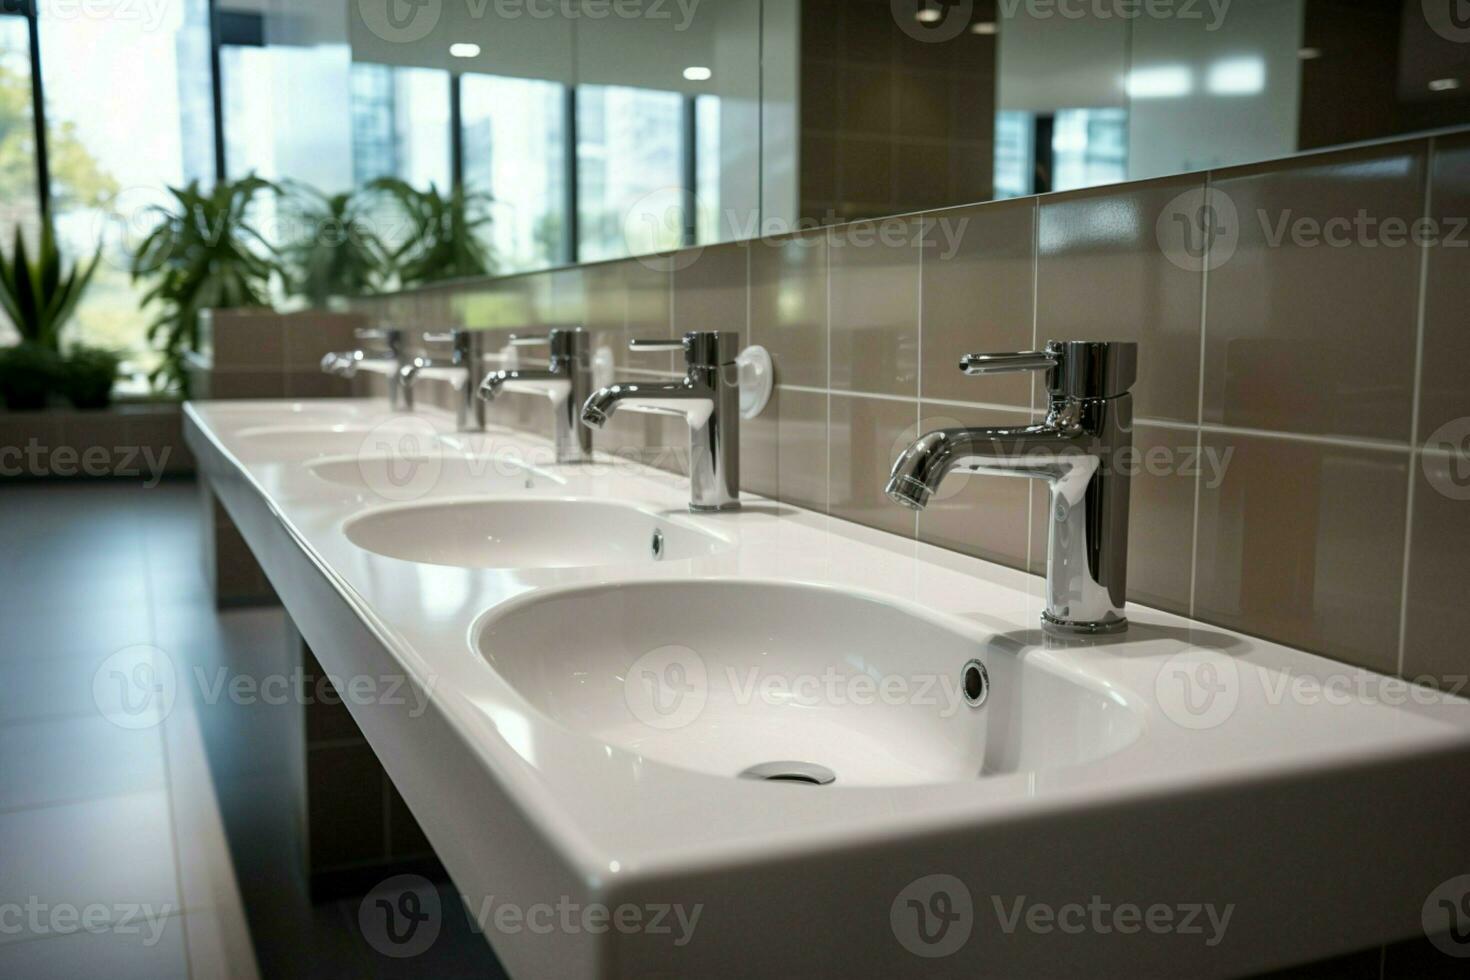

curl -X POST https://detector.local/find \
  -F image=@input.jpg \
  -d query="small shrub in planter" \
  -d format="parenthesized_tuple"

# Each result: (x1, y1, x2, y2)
(0, 342, 61, 411)
(60, 345, 121, 410)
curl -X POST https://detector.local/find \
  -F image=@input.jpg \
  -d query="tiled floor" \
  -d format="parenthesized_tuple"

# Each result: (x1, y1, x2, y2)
(0, 480, 504, 979)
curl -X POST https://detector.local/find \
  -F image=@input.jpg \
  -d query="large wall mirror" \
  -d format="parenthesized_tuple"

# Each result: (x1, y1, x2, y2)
(225, 0, 1470, 276)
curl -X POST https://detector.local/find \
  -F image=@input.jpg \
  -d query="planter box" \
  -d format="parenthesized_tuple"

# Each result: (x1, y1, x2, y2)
(0, 401, 194, 482)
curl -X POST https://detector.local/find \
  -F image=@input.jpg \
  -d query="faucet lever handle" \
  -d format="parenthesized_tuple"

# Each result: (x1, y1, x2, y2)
(509, 334, 550, 347)
(960, 349, 1059, 375)
(628, 338, 685, 353)
(422, 329, 462, 344)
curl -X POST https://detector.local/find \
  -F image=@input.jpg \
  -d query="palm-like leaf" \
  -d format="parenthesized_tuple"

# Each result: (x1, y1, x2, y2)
(129, 174, 285, 392)
(368, 178, 496, 287)
(0, 223, 101, 352)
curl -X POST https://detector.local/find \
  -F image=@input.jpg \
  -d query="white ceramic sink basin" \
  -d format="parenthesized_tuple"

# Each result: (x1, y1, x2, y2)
(476, 580, 1141, 786)
(343, 498, 733, 568)
(307, 453, 565, 497)
(235, 421, 451, 457)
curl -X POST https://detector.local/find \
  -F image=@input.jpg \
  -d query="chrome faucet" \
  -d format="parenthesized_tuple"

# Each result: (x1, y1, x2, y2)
(477, 327, 593, 464)
(581, 330, 742, 512)
(321, 326, 414, 411)
(886, 340, 1137, 634)
(399, 329, 486, 432)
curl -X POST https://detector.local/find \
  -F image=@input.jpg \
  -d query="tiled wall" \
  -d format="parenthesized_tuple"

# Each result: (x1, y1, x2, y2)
(350, 130, 1469, 689)
(191, 309, 365, 399)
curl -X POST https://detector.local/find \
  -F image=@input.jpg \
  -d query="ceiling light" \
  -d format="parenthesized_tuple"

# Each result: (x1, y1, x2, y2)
(1429, 78, 1462, 92)
(449, 43, 480, 58)
(1207, 57, 1266, 96)
(1297, 47, 1322, 60)
(971, 21, 997, 35)
(915, 7, 942, 23)
(683, 66, 712, 81)
(1126, 66, 1192, 99)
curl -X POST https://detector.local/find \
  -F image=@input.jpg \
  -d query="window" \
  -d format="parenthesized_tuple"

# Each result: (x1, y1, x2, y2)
(576, 85, 685, 261)
(0, 12, 39, 345)
(1051, 108, 1128, 193)
(694, 94, 720, 245)
(350, 63, 450, 190)
(37, 0, 214, 371)
(460, 72, 566, 273)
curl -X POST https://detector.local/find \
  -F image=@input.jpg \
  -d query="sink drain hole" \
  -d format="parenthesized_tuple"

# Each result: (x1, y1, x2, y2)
(739, 761, 836, 785)
(962, 659, 989, 707)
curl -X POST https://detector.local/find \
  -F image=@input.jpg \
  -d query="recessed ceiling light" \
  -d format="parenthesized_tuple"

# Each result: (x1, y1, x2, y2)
(449, 43, 480, 59)
(1297, 47, 1322, 60)
(683, 66, 712, 81)
(915, 7, 942, 23)
(1429, 77, 1462, 92)
(971, 21, 997, 34)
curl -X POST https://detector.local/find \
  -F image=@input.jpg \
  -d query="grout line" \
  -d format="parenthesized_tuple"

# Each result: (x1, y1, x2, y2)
(142, 528, 196, 980)
(824, 233, 832, 515)
(824, 388, 916, 405)
(1189, 173, 1213, 618)
(1396, 138, 1434, 678)
(1195, 422, 1411, 453)
(915, 216, 924, 540)
(1028, 199, 1040, 571)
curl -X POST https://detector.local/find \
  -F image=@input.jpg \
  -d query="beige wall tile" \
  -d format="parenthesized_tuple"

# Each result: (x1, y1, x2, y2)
(1122, 423, 1200, 615)
(1401, 451, 1470, 687)
(205, 309, 283, 371)
(283, 372, 351, 399)
(750, 235, 829, 389)
(1026, 422, 1201, 615)
(623, 259, 675, 373)
(282, 312, 364, 369)
(920, 198, 1035, 406)
(1193, 432, 1408, 674)
(672, 241, 749, 337)
(1418, 132, 1470, 443)
(1037, 173, 1204, 423)
(582, 261, 628, 362)
(777, 387, 829, 512)
(1204, 142, 1427, 441)
(914, 402, 1031, 570)
(828, 393, 916, 536)
(208, 370, 285, 400)
(742, 387, 779, 500)
(828, 217, 921, 396)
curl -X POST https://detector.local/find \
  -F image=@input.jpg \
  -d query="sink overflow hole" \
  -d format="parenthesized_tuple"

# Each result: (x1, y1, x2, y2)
(650, 529, 664, 560)
(739, 761, 836, 785)
(962, 659, 989, 707)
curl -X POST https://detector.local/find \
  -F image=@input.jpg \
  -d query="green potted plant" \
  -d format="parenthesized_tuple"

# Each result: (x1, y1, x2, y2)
(278, 181, 389, 307)
(58, 344, 123, 410)
(369, 178, 496, 287)
(130, 175, 284, 394)
(0, 223, 101, 411)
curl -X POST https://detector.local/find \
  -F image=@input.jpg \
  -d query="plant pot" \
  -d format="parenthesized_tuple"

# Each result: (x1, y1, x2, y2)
(0, 343, 60, 411)
(60, 346, 121, 411)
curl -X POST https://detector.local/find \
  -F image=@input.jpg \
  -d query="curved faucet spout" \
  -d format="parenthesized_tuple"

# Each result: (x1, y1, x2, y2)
(884, 418, 1086, 510)
(477, 368, 567, 403)
(580, 381, 711, 429)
